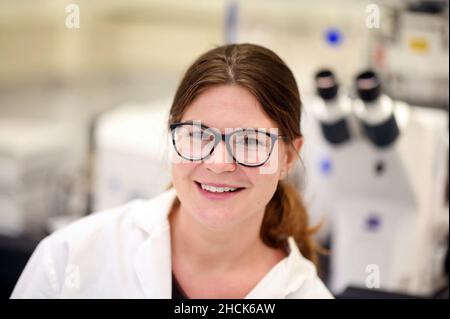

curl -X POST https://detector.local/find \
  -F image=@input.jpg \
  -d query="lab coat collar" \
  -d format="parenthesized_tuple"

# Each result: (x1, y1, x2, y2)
(244, 237, 312, 298)
(131, 188, 311, 299)
(131, 187, 177, 235)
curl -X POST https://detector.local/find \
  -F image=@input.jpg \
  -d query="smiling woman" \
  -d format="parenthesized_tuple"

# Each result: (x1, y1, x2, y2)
(10, 43, 333, 299)
(166, 44, 332, 298)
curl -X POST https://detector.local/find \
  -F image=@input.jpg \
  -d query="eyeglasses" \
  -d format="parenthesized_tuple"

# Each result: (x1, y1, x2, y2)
(169, 121, 287, 167)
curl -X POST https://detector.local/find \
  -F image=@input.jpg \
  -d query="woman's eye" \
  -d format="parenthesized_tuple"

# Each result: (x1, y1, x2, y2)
(190, 132, 201, 138)
(242, 136, 259, 145)
(190, 131, 211, 140)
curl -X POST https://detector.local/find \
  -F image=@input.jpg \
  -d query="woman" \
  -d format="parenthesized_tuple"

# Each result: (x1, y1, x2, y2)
(11, 43, 333, 299)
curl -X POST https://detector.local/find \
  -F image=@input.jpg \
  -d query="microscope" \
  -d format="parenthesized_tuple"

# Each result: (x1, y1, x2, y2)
(301, 69, 448, 296)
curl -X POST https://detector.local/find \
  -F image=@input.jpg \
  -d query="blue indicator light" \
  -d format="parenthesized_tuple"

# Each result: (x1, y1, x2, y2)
(319, 156, 333, 175)
(324, 27, 343, 47)
(366, 215, 381, 231)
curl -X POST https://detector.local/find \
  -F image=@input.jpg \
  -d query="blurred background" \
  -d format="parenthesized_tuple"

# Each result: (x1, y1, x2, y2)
(0, 0, 448, 299)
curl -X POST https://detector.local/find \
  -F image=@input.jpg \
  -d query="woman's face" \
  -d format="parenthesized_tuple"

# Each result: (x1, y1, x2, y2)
(171, 84, 302, 230)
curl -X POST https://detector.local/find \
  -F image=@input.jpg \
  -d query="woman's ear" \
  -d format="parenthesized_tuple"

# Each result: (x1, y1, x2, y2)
(285, 136, 303, 173)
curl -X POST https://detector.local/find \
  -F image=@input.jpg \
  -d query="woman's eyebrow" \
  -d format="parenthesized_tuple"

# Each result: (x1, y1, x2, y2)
(182, 120, 272, 131)
(182, 119, 212, 128)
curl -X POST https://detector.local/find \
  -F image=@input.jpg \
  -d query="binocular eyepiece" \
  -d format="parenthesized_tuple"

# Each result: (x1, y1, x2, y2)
(313, 69, 400, 148)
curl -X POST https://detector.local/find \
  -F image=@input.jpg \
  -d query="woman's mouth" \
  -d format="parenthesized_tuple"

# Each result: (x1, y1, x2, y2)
(194, 181, 245, 200)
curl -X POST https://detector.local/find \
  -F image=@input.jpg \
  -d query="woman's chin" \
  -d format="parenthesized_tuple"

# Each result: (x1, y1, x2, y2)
(192, 209, 241, 230)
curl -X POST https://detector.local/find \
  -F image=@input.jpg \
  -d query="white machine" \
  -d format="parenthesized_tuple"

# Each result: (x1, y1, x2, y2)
(0, 120, 71, 237)
(373, 0, 449, 108)
(301, 69, 448, 296)
(93, 99, 172, 212)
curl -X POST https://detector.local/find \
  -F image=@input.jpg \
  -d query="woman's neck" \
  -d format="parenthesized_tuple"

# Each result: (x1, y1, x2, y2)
(169, 202, 277, 274)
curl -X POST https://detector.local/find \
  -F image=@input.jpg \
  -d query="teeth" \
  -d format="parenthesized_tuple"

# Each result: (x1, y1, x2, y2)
(200, 183, 238, 193)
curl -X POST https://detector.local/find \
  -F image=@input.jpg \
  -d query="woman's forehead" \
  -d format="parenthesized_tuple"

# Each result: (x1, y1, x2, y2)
(180, 85, 279, 130)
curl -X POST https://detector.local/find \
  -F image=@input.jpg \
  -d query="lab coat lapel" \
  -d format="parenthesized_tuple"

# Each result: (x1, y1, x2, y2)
(133, 223, 172, 298)
(132, 188, 177, 298)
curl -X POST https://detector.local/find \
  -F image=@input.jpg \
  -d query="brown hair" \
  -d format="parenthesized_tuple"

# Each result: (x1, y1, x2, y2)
(167, 43, 321, 267)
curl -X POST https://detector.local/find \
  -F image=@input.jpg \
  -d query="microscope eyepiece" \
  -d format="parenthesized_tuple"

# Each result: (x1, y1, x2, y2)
(356, 70, 381, 102)
(315, 69, 338, 100)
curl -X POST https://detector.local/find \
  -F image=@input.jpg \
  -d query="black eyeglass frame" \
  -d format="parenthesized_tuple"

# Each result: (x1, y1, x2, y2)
(169, 121, 288, 167)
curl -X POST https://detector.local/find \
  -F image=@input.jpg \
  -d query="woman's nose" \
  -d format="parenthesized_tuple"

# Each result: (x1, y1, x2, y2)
(202, 140, 236, 173)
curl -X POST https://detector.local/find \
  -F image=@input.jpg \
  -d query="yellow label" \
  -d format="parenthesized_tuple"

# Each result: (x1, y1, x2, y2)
(409, 37, 429, 53)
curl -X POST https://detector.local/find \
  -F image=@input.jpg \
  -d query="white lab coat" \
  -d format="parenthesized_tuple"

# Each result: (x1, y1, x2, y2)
(11, 188, 333, 299)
